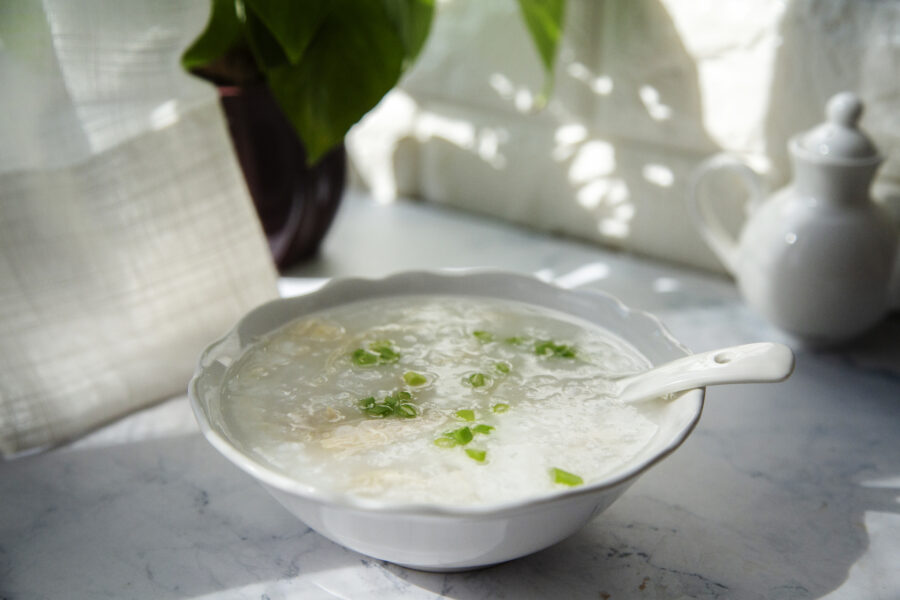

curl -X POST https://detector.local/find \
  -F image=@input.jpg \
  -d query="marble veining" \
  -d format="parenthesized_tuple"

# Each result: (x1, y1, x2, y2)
(1, 192, 898, 599)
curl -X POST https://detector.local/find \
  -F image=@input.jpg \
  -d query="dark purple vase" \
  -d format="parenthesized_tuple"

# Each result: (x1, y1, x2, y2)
(218, 84, 346, 270)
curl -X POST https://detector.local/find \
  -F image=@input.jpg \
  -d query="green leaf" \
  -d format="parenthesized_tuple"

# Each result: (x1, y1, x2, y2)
(242, 0, 331, 64)
(181, 0, 244, 71)
(516, 0, 566, 106)
(242, 6, 291, 71)
(266, 2, 405, 163)
(379, 0, 435, 66)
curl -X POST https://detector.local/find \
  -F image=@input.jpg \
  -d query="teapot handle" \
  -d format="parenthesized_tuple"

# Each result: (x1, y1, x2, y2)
(687, 154, 764, 275)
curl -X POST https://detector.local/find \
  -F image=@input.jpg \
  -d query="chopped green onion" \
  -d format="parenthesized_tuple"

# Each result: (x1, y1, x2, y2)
(492, 403, 509, 414)
(467, 372, 488, 387)
(449, 426, 473, 446)
(504, 336, 526, 345)
(534, 340, 553, 356)
(370, 340, 400, 362)
(398, 403, 418, 418)
(534, 340, 577, 359)
(358, 391, 420, 419)
(434, 426, 474, 448)
(551, 467, 583, 486)
(557, 346, 576, 359)
(494, 361, 510, 374)
(473, 330, 494, 343)
(364, 404, 393, 417)
(351, 349, 379, 366)
(465, 448, 487, 462)
(473, 424, 494, 435)
(352, 340, 400, 366)
(403, 371, 428, 386)
(455, 409, 475, 422)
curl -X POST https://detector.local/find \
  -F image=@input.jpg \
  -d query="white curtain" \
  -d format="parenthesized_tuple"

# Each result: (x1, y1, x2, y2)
(0, 1, 279, 456)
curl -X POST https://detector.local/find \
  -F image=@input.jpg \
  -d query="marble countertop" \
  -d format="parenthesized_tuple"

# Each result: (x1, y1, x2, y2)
(3, 191, 899, 599)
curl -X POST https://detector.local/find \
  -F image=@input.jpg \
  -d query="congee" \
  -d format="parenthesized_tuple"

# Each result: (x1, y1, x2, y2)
(221, 295, 664, 505)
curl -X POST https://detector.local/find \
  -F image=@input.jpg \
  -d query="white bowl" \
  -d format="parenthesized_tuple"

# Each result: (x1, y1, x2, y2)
(188, 270, 704, 571)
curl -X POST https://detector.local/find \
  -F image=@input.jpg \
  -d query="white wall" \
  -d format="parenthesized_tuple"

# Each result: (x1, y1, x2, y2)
(347, 0, 900, 274)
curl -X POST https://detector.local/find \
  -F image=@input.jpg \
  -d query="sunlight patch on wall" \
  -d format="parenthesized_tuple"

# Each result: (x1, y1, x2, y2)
(569, 140, 615, 184)
(566, 62, 614, 96)
(555, 124, 588, 146)
(642, 163, 674, 187)
(489, 73, 515, 100)
(577, 180, 609, 209)
(599, 218, 629, 239)
(552, 123, 588, 161)
(488, 72, 535, 113)
(639, 85, 673, 121)
(476, 126, 509, 169)
(597, 181, 633, 239)
(149, 100, 178, 131)
(347, 91, 420, 204)
(416, 112, 476, 149)
(591, 75, 613, 95)
(413, 110, 509, 171)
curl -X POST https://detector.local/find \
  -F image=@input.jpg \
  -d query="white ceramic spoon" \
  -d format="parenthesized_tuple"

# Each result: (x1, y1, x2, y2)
(615, 342, 795, 404)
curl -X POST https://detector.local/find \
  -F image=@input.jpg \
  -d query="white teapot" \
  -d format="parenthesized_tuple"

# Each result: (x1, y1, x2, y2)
(688, 92, 899, 344)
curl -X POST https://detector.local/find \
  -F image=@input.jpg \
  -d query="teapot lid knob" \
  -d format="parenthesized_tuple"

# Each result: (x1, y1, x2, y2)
(797, 92, 879, 160)
(826, 92, 863, 127)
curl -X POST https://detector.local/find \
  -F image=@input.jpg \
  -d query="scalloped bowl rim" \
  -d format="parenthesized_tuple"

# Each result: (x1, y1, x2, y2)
(188, 269, 704, 517)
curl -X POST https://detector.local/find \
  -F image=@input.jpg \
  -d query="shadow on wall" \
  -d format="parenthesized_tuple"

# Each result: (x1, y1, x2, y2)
(352, 0, 728, 272)
(349, 0, 898, 272)
(553, 0, 720, 249)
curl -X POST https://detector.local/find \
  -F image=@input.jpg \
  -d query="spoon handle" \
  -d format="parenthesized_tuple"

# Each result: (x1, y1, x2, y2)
(617, 342, 795, 404)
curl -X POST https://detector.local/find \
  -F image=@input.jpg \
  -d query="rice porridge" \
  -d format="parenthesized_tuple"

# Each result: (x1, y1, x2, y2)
(220, 295, 664, 506)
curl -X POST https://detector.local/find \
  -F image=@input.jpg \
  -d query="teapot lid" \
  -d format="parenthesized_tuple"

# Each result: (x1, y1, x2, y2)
(797, 92, 879, 160)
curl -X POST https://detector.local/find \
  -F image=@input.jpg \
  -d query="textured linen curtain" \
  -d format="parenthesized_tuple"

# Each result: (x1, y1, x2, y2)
(0, 1, 279, 456)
